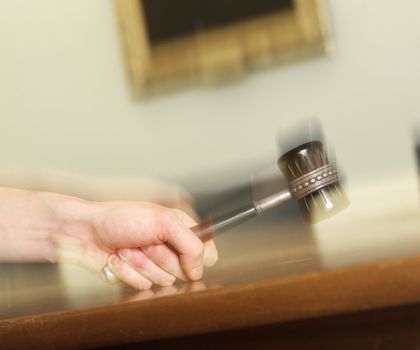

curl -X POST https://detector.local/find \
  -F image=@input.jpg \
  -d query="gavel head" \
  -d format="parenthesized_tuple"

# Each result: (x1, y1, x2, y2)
(278, 141, 349, 223)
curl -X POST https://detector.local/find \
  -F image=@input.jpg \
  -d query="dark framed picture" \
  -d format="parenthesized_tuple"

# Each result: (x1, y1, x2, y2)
(115, 0, 330, 97)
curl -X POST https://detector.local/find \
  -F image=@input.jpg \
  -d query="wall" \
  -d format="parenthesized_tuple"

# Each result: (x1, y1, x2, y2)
(0, 0, 419, 194)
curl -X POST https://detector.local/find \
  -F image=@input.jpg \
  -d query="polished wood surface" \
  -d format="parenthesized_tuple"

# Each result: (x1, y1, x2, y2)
(2, 213, 420, 349)
(102, 302, 420, 350)
(1, 217, 319, 320)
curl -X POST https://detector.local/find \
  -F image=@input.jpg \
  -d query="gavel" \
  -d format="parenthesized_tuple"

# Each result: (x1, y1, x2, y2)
(192, 141, 348, 240)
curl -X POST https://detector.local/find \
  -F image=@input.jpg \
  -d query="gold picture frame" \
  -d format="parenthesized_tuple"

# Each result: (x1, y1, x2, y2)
(114, 0, 330, 98)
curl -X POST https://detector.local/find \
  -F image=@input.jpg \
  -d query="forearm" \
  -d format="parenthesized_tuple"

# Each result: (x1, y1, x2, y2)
(0, 187, 95, 263)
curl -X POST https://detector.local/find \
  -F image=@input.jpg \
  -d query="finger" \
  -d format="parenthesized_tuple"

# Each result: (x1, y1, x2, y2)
(171, 208, 198, 227)
(203, 239, 219, 267)
(107, 254, 152, 290)
(172, 208, 218, 267)
(158, 211, 204, 281)
(118, 248, 176, 287)
(141, 244, 188, 281)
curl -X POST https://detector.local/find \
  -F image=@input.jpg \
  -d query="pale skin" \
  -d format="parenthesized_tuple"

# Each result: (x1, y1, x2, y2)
(0, 187, 218, 290)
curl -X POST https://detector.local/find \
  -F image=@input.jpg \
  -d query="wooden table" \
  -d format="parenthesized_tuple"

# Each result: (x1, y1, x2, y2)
(2, 210, 420, 350)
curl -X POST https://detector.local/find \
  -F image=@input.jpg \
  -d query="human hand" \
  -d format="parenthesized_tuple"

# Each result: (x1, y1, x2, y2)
(55, 200, 218, 290)
(0, 188, 218, 290)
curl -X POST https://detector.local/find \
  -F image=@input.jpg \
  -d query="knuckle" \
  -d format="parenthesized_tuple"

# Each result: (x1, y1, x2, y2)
(140, 245, 155, 256)
(151, 206, 170, 222)
(130, 252, 150, 270)
(143, 245, 171, 265)
(171, 208, 185, 220)
(171, 208, 196, 226)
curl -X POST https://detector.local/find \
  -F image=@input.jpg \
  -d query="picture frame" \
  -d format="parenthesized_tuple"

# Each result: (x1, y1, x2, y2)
(114, 0, 330, 98)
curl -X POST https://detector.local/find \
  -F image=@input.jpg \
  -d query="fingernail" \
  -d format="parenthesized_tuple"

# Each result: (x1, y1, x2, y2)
(107, 254, 118, 267)
(190, 266, 203, 280)
(118, 249, 131, 260)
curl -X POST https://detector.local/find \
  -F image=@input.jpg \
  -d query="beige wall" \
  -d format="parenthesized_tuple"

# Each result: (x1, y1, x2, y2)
(0, 0, 419, 192)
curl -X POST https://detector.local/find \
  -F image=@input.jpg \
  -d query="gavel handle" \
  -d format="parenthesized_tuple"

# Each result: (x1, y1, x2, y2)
(191, 188, 293, 241)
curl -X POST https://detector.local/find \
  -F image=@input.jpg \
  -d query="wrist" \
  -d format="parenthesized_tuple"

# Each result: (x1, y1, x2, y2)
(0, 188, 90, 262)
(42, 191, 98, 263)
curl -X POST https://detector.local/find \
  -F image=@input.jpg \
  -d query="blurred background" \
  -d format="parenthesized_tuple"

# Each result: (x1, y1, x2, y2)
(1, 0, 420, 319)
(0, 0, 418, 188)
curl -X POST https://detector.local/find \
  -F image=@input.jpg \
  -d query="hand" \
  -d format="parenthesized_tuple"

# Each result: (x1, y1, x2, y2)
(0, 188, 218, 290)
(89, 201, 218, 289)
